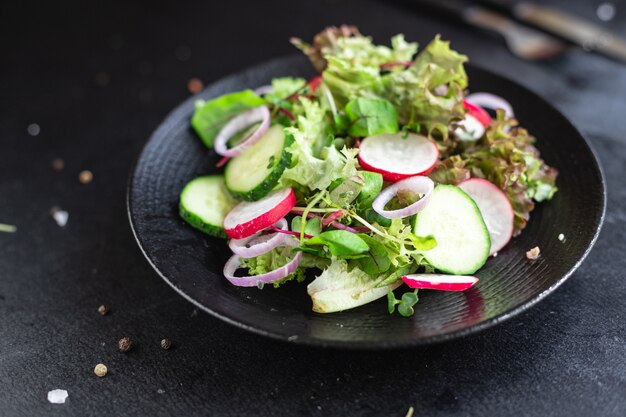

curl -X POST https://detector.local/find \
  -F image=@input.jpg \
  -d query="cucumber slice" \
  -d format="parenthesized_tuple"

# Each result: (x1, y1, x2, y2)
(179, 175, 237, 238)
(225, 125, 292, 201)
(413, 185, 490, 275)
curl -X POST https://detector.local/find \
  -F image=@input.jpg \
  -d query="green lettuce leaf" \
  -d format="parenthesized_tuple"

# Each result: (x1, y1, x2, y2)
(307, 259, 403, 313)
(263, 77, 306, 103)
(344, 97, 399, 137)
(278, 127, 358, 191)
(191, 90, 265, 147)
(377, 35, 467, 132)
(321, 34, 418, 106)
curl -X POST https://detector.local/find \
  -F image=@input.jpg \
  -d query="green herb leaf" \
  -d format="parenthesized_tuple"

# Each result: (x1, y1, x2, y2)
(191, 90, 265, 147)
(387, 290, 400, 314)
(328, 176, 364, 207)
(398, 290, 419, 317)
(291, 216, 322, 237)
(356, 234, 391, 275)
(345, 97, 399, 137)
(303, 230, 369, 258)
(356, 171, 383, 209)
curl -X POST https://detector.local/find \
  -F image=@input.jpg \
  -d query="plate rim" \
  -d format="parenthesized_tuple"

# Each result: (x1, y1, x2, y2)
(127, 54, 607, 349)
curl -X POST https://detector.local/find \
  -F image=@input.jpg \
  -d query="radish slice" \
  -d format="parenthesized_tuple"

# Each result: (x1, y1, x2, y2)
(228, 218, 291, 258)
(372, 176, 434, 219)
(223, 239, 302, 287)
(358, 133, 439, 182)
(463, 100, 491, 127)
(454, 114, 485, 141)
(214, 106, 270, 158)
(224, 188, 296, 239)
(465, 93, 514, 119)
(459, 178, 514, 254)
(402, 274, 478, 291)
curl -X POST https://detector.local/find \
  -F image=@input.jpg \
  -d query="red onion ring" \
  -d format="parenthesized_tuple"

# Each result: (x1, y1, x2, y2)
(228, 218, 289, 258)
(372, 176, 434, 219)
(465, 93, 514, 119)
(271, 226, 313, 240)
(322, 210, 344, 226)
(214, 106, 270, 157)
(329, 221, 359, 233)
(223, 240, 302, 287)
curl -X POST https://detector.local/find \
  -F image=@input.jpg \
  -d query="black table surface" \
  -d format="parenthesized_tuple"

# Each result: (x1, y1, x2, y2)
(1, 1, 625, 416)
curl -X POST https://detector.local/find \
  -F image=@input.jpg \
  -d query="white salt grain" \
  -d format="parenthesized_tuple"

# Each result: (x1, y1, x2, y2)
(558, 233, 565, 242)
(51, 209, 69, 227)
(47, 389, 68, 404)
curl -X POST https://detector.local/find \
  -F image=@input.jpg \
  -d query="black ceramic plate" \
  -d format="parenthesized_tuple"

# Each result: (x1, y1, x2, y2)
(128, 55, 605, 349)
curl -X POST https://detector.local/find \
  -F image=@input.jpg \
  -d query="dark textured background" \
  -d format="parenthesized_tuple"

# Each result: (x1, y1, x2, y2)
(1, 1, 625, 416)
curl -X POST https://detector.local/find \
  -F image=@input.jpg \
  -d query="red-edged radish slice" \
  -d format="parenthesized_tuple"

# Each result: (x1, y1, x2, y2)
(372, 176, 434, 219)
(402, 274, 478, 291)
(454, 115, 485, 141)
(463, 100, 491, 127)
(459, 178, 514, 255)
(358, 133, 439, 182)
(224, 188, 296, 239)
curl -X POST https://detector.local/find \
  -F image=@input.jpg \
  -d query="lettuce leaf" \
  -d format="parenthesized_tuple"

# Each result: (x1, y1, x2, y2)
(191, 90, 265, 147)
(263, 77, 306, 104)
(377, 35, 467, 132)
(276, 96, 360, 191)
(321, 34, 418, 106)
(307, 259, 403, 313)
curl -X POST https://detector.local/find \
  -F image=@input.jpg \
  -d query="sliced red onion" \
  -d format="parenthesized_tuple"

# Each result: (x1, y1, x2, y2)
(214, 106, 270, 157)
(271, 226, 313, 240)
(372, 176, 434, 219)
(254, 85, 273, 96)
(228, 218, 289, 258)
(465, 93, 514, 119)
(329, 221, 359, 233)
(223, 240, 302, 287)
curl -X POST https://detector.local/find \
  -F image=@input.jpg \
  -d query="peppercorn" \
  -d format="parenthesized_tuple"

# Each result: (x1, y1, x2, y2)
(118, 337, 132, 353)
(94, 363, 107, 377)
(160, 338, 172, 350)
(97, 305, 109, 315)
(79, 170, 93, 184)
(51, 158, 65, 171)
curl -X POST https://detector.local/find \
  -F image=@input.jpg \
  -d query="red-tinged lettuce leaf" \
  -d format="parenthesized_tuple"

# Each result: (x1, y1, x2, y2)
(290, 25, 362, 73)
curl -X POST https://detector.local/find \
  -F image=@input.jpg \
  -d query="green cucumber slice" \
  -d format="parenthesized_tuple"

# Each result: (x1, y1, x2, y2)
(179, 175, 237, 238)
(225, 125, 292, 201)
(413, 184, 490, 275)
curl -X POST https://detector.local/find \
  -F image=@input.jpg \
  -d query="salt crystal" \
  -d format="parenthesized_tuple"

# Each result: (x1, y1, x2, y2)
(47, 389, 68, 404)
(558, 233, 565, 242)
(51, 208, 69, 227)
(157, 388, 165, 394)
